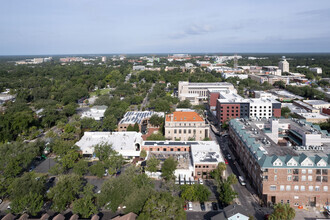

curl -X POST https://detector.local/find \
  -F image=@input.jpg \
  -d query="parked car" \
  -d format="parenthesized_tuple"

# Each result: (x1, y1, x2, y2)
(227, 154, 231, 160)
(225, 159, 228, 164)
(188, 202, 193, 211)
(199, 178, 204, 185)
(238, 176, 246, 186)
(212, 202, 218, 211)
(200, 202, 205, 211)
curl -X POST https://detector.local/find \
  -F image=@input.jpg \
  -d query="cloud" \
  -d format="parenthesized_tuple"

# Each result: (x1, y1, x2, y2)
(296, 8, 330, 18)
(169, 23, 214, 39)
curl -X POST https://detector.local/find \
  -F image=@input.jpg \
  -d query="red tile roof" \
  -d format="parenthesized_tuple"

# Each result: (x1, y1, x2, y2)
(166, 111, 204, 122)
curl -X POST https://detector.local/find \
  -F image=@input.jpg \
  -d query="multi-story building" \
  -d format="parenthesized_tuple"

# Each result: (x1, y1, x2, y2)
(303, 100, 330, 110)
(279, 58, 290, 73)
(310, 67, 322, 74)
(229, 118, 330, 208)
(178, 81, 236, 105)
(142, 140, 223, 179)
(165, 110, 209, 141)
(118, 111, 164, 132)
(210, 92, 281, 124)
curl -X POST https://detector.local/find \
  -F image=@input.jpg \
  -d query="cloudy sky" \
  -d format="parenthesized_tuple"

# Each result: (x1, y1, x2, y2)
(1, 0, 330, 55)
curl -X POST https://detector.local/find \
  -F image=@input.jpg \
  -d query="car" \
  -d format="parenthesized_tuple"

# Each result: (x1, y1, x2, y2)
(7, 205, 11, 210)
(184, 203, 187, 210)
(200, 202, 205, 211)
(199, 178, 203, 185)
(227, 154, 231, 160)
(29, 165, 35, 172)
(238, 176, 246, 186)
(48, 177, 55, 183)
(225, 159, 228, 164)
(188, 202, 193, 211)
(212, 202, 218, 211)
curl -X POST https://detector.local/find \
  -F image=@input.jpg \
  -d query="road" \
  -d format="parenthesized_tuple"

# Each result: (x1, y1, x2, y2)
(209, 122, 271, 220)
(140, 83, 155, 111)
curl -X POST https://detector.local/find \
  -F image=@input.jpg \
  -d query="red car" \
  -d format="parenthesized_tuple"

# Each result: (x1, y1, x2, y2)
(225, 159, 228, 164)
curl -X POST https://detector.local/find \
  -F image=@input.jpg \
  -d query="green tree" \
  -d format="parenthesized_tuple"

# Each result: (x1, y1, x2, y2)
(133, 122, 140, 132)
(180, 184, 210, 202)
(73, 160, 89, 176)
(146, 157, 160, 173)
(94, 143, 112, 161)
(146, 132, 166, 140)
(102, 115, 117, 131)
(269, 203, 295, 220)
(72, 183, 98, 218)
(127, 124, 134, 131)
(218, 181, 238, 205)
(149, 115, 164, 127)
(177, 100, 192, 108)
(140, 149, 147, 159)
(89, 162, 105, 178)
(281, 107, 291, 118)
(138, 192, 186, 220)
(8, 172, 46, 215)
(47, 174, 83, 212)
(161, 157, 178, 181)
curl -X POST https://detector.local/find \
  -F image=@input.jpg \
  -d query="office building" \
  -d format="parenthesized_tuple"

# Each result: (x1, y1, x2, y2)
(279, 58, 289, 73)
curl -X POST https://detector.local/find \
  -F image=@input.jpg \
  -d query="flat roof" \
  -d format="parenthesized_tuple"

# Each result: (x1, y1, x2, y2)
(191, 141, 223, 164)
(303, 100, 330, 106)
(296, 112, 330, 119)
(119, 111, 164, 125)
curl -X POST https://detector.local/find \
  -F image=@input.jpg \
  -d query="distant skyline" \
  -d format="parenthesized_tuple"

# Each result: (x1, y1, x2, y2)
(1, 0, 330, 55)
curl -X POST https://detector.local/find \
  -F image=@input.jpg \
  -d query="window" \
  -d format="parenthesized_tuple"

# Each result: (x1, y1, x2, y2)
(309, 186, 313, 192)
(274, 175, 277, 181)
(281, 200, 284, 204)
(287, 200, 290, 204)
(293, 169, 299, 174)
(302, 169, 306, 174)
(188, 129, 191, 134)
(322, 176, 328, 182)
(287, 175, 292, 181)
(280, 185, 285, 191)
(270, 185, 276, 191)
(324, 186, 328, 192)
(294, 185, 299, 191)
(301, 186, 305, 191)
(308, 169, 313, 174)
(316, 176, 321, 182)
(308, 176, 313, 181)
(174, 129, 177, 134)
(179, 129, 181, 134)
(184, 129, 186, 134)
(316, 169, 321, 175)
(301, 175, 306, 181)
(170, 148, 173, 151)
(315, 186, 320, 191)
(322, 169, 328, 175)
(287, 169, 292, 174)
(286, 185, 291, 191)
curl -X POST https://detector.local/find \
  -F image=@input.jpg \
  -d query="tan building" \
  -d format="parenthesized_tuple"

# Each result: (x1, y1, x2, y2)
(165, 110, 209, 141)
(295, 112, 330, 123)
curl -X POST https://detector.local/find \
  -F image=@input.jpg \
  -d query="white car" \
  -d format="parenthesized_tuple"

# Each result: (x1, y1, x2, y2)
(238, 176, 246, 186)
(199, 178, 204, 185)
(227, 154, 232, 160)
(188, 202, 193, 211)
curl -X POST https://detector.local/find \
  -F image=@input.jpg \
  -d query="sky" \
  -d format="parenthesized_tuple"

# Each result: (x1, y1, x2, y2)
(1, 0, 330, 55)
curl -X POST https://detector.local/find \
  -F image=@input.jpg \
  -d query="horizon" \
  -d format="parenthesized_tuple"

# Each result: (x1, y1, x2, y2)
(1, 0, 330, 55)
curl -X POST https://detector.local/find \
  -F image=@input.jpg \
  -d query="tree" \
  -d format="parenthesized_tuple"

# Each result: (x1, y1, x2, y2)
(211, 162, 226, 182)
(47, 174, 83, 212)
(218, 181, 238, 205)
(89, 162, 105, 178)
(149, 115, 164, 127)
(8, 172, 46, 215)
(273, 81, 286, 89)
(146, 132, 166, 140)
(177, 100, 192, 108)
(140, 149, 147, 159)
(146, 157, 160, 173)
(102, 115, 117, 131)
(133, 122, 140, 132)
(281, 107, 291, 118)
(94, 143, 113, 161)
(72, 183, 98, 218)
(180, 184, 210, 202)
(126, 124, 134, 131)
(73, 160, 89, 176)
(161, 157, 178, 181)
(269, 203, 295, 220)
(138, 192, 186, 220)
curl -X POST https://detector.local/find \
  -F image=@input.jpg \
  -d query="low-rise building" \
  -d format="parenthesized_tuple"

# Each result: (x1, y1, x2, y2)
(310, 67, 322, 74)
(303, 100, 330, 110)
(293, 100, 320, 113)
(178, 81, 236, 105)
(81, 105, 107, 121)
(165, 110, 209, 141)
(221, 72, 248, 80)
(75, 132, 143, 158)
(142, 140, 223, 179)
(294, 112, 330, 123)
(118, 111, 164, 132)
(133, 66, 145, 71)
(229, 118, 330, 208)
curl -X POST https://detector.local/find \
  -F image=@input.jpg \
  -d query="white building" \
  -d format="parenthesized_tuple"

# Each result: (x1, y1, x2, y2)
(178, 81, 236, 105)
(254, 91, 274, 99)
(278, 58, 289, 73)
(81, 105, 107, 121)
(221, 72, 248, 80)
(101, 56, 107, 62)
(303, 100, 330, 109)
(310, 67, 322, 74)
(75, 132, 143, 158)
(133, 66, 145, 71)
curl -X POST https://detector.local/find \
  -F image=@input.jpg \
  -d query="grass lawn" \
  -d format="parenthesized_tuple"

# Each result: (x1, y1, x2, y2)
(90, 88, 111, 96)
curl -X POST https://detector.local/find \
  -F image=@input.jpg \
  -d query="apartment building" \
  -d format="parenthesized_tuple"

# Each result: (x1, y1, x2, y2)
(178, 81, 236, 105)
(209, 92, 281, 124)
(279, 58, 290, 73)
(229, 118, 330, 208)
(165, 110, 209, 141)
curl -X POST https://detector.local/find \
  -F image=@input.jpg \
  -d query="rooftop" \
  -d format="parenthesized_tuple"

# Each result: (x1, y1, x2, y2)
(303, 100, 330, 106)
(296, 112, 330, 119)
(191, 142, 223, 164)
(166, 111, 204, 122)
(119, 111, 164, 125)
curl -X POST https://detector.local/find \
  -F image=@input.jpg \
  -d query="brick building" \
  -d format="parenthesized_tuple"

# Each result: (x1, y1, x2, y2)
(229, 118, 330, 208)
